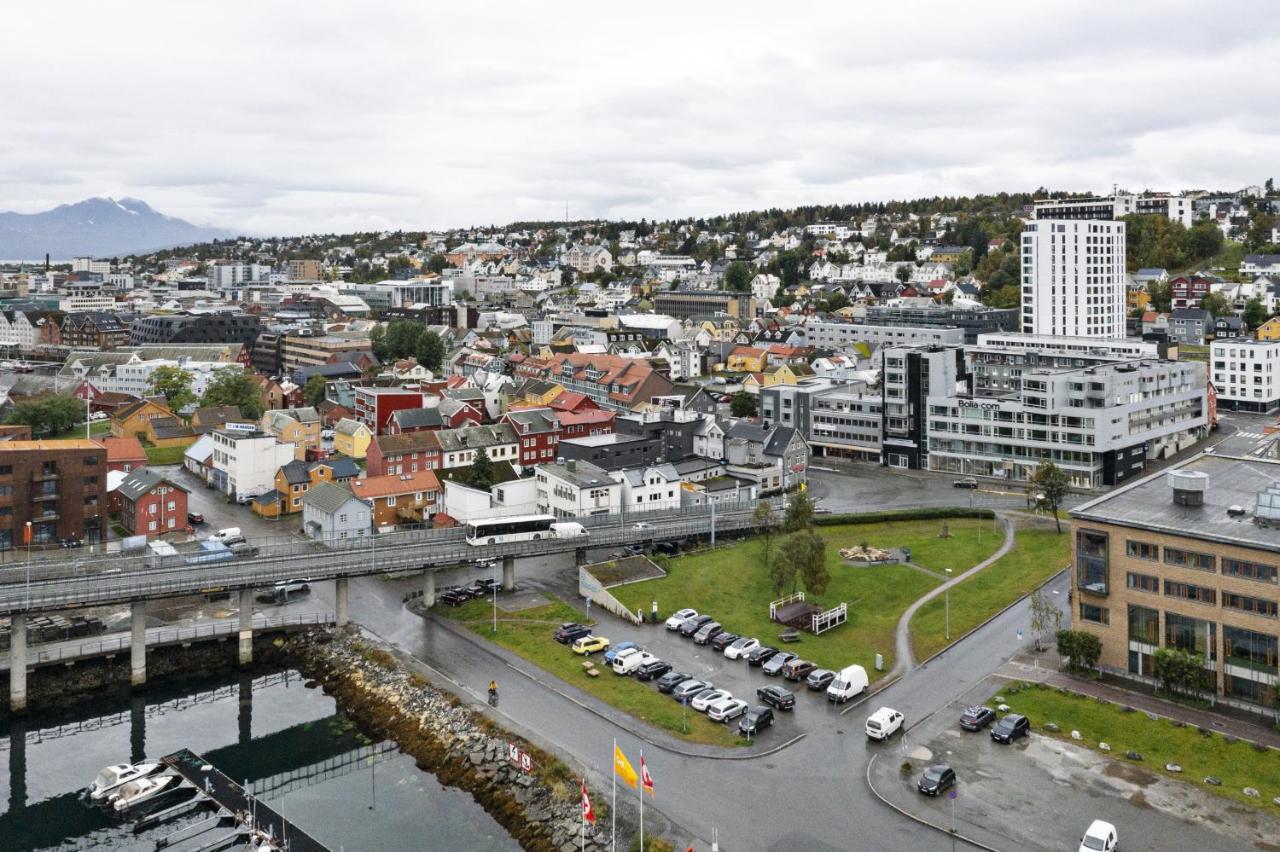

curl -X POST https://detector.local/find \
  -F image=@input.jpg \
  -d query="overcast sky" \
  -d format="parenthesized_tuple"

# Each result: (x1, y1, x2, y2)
(2, 1, 1277, 236)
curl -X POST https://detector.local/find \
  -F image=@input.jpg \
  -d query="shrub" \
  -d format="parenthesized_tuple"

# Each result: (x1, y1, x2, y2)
(900, 761, 913, 775)
(815, 507, 995, 527)
(1056, 630, 1102, 672)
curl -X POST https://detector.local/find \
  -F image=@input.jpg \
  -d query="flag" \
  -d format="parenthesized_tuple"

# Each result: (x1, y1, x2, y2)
(640, 751, 654, 797)
(613, 744, 638, 789)
(581, 778, 595, 824)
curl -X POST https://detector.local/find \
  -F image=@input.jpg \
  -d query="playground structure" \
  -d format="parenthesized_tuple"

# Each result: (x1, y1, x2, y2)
(768, 591, 848, 635)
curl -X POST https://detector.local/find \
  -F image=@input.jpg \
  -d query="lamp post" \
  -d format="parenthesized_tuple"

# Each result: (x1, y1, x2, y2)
(944, 568, 953, 641)
(492, 559, 498, 633)
(24, 521, 32, 608)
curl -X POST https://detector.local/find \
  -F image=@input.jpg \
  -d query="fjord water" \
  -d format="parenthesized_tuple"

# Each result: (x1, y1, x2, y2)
(0, 669, 518, 851)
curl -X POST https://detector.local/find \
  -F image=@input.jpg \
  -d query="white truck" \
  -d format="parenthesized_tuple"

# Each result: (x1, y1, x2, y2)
(826, 664, 869, 703)
(611, 648, 657, 675)
(551, 521, 588, 539)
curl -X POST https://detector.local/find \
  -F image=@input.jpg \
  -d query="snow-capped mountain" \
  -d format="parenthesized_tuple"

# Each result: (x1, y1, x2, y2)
(0, 197, 233, 259)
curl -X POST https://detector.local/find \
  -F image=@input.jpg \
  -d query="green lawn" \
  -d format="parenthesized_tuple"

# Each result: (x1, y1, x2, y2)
(610, 520, 1001, 675)
(998, 681, 1280, 811)
(440, 596, 743, 747)
(46, 420, 110, 440)
(144, 444, 190, 465)
(911, 529, 1071, 661)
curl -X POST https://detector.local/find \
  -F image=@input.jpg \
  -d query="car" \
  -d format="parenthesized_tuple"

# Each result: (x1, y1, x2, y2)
(671, 679, 711, 702)
(437, 589, 471, 607)
(805, 668, 836, 691)
(553, 623, 593, 644)
(612, 648, 657, 675)
(90, 411, 109, 421)
(274, 579, 310, 595)
(747, 645, 779, 667)
(679, 614, 714, 637)
(826, 664, 869, 703)
(571, 635, 610, 656)
(1078, 820, 1118, 852)
(655, 670, 693, 693)
(990, 713, 1030, 744)
(213, 527, 242, 542)
(219, 535, 247, 548)
(706, 696, 749, 723)
(229, 542, 260, 558)
(761, 651, 798, 677)
(467, 578, 501, 596)
(917, 764, 956, 797)
(665, 608, 698, 630)
(953, 477, 978, 489)
(622, 544, 645, 557)
(634, 660, 673, 682)
(781, 659, 817, 681)
(738, 706, 775, 736)
(958, 706, 996, 731)
(653, 541, 679, 556)
(690, 688, 731, 712)
(864, 707, 904, 741)
(633, 522, 652, 532)
(604, 641, 639, 664)
(709, 631, 740, 651)
(723, 636, 760, 660)
(692, 621, 723, 645)
(186, 512, 206, 525)
(756, 685, 796, 711)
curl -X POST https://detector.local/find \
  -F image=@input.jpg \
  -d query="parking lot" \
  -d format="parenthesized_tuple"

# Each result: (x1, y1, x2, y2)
(869, 676, 1279, 851)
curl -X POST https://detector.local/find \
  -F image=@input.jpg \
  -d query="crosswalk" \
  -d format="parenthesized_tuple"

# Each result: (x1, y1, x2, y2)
(1233, 431, 1269, 440)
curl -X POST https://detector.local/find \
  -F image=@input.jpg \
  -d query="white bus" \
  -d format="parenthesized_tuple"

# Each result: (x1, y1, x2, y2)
(466, 514, 557, 546)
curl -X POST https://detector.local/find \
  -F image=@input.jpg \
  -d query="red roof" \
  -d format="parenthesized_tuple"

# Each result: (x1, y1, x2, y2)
(553, 408, 615, 427)
(549, 391, 596, 412)
(98, 436, 147, 463)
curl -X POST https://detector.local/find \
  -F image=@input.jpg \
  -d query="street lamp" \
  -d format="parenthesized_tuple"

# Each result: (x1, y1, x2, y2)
(944, 568, 953, 641)
(24, 521, 32, 609)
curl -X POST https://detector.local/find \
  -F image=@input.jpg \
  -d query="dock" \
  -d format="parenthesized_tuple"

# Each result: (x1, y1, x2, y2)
(161, 749, 328, 852)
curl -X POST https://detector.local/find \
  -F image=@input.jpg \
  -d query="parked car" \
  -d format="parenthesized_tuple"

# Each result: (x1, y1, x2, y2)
(864, 707, 904, 741)
(781, 659, 817, 681)
(747, 646, 779, 667)
(653, 541, 679, 557)
(990, 713, 1030, 744)
(612, 648, 657, 675)
(826, 664, 869, 703)
(554, 623, 593, 644)
(706, 696, 749, 723)
(953, 477, 978, 489)
(438, 588, 471, 607)
(805, 668, 836, 691)
(917, 765, 956, 797)
(692, 621, 723, 645)
(571, 635, 610, 656)
(467, 578, 501, 596)
(665, 608, 698, 630)
(761, 651, 798, 677)
(635, 660, 673, 682)
(1078, 820, 1118, 852)
(710, 631, 740, 651)
(186, 512, 205, 525)
(756, 685, 795, 711)
(671, 679, 712, 702)
(724, 637, 760, 660)
(679, 614, 714, 637)
(604, 641, 638, 665)
(738, 706, 775, 736)
(213, 527, 242, 542)
(691, 688, 731, 712)
(229, 542, 260, 558)
(959, 706, 996, 731)
(655, 671, 692, 694)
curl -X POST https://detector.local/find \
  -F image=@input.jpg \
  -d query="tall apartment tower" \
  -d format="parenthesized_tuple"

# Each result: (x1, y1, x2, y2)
(1020, 219, 1126, 339)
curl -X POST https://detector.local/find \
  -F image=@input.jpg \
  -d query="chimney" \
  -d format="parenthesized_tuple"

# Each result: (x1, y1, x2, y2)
(1167, 470, 1208, 507)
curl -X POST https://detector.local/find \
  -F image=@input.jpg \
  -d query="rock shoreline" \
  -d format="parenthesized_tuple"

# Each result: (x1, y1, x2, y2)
(292, 628, 607, 852)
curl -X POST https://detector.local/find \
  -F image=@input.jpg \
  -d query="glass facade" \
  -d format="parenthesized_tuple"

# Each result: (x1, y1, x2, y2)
(1165, 611, 1216, 661)
(1076, 529, 1109, 595)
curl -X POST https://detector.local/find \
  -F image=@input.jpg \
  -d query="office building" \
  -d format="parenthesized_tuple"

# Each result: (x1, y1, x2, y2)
(804, 320, 963, 351)
(856, 305, 1018, 344)
(652, 290, 754, 320)
(760, 378, 882, 462)
(1210, 339, 1280, 414)
(130, 313, 261, 346)
(1021, 220, 1126, 339)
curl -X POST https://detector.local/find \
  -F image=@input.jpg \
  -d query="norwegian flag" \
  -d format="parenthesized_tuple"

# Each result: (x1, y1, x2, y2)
(581, 778, 596, 824)
(640, 751, 654, 797)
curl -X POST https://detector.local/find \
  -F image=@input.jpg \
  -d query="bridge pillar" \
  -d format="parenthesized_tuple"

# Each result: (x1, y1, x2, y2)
(502, 555, 515, 592)
(238, 671, 253, 745)
(9, 612, 26, 714)
(238, 589, 254, 666)
(8, 715, 26, 814)
(129, 693, 147, 764)
(575, 548, 588, 567)
(130, 601, 147, 687)
(422, 570, 435, 608)
(334, 577, 349, 627)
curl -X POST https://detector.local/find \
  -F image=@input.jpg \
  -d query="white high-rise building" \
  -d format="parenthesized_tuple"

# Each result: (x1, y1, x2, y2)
(1020, 219, 1126, 339)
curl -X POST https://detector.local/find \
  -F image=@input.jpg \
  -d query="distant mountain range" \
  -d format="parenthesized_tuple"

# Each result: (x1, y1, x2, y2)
(0, 197, 234, 260)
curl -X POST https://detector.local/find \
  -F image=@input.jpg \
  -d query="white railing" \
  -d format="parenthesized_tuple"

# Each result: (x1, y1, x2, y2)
(812, 602, 847, 635)
(769, 591, 805, 620)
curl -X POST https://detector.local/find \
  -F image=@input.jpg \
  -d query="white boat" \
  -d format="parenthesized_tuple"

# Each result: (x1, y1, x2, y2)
(112, 774, 177, 812)
(89, 761, 163, 801)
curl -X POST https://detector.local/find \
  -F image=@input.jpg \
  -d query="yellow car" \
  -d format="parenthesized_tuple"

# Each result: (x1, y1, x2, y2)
(572, 635, 610, 656)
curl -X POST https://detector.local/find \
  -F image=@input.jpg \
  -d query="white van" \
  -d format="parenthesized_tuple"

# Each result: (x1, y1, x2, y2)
(864, 707, 904, 741)
(611, 648, 656, 675)
(551, 522, 588, 539)
(826, 664, 869, 703)
(213, 527, 242, 542)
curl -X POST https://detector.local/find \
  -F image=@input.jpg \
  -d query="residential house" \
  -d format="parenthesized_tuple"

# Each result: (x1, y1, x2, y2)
(366, 430, 440, 477)
(724, 422, 809, 493)
(1168, 308, 1212, 345)
(100, 436, 146, 475)
(110, 399, 173, 440)
(536, 352, 674, 411)
(333, 417, 373, 459)
(1256, 317, 1280, 341)
(535, 460, 622, 518)
(350, 469, 442, 528)
(385, 407, 446, 434)
(190, 405, 245, 435)
(551, 408, 616, 441)
(353, 387, 426, 434)
(499, 408, 561, 468)
(252, 457, 359, 518)
(117, 469, 189, 538)
(1240, 254, 1280, 279)
(611, 464, 682, 513)
(725, 346, 767, 373)
(60, 312, 130, 350)
(301, 482, 372, 543)
(1170, 275, 1212, 310)
(1215, 316, 1244, 340)
(145, 416, 197, 449)
(261, 406, 322, 460)
(434, 423, 519, 469)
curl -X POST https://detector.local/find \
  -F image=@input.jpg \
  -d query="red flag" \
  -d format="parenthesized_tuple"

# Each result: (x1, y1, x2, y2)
(640, 751, 654, 797)
(581, 778, 595, 824)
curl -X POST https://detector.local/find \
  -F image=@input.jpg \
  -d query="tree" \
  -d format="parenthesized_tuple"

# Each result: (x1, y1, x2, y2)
(1152, 647, 1208, 697)
(369, 324, 388, 361)
(415, 329, 444, 374)
(776, 528, 826, 595)
(426, 253, 449, 273)
(894, 265, 911, 285)
(1243, 297, 1268, 329)
(384, 320, 422, 360)
(1055, 629, 1102, 673)
(1187, 220, 1224, 260)
(201, 368, 264, 420)
(1146, 280, 1172, 313)
(753, 501, 779, 568)
(1028, 461, 1070, 533)
(1199, 291, 1231, 318)
(468, 450, 496, 491)
(769, 545, 797, 595)
(723, 261, 752, 293)
(730, 391, 757, 418)
(1028, 589, 1061, 652)
(303, 374, 328, 408)
(145, 365, 196, 410)
(783, 491, 815, 534)
(4, 394, 85, 437)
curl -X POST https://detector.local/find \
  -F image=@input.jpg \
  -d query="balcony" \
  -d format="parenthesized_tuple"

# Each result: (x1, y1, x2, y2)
(32, 509, 59, 522)
(32, 490, 59, 502)
(32, 471, 59, 482)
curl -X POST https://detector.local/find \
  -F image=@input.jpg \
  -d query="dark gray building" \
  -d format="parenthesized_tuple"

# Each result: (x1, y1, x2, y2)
(131, 312, 262, 346)
(857, 305, 1018, 344)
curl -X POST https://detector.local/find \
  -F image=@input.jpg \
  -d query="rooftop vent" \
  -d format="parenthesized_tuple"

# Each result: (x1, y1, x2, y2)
(1227, 504, 1247, 517)
(1168, 469, 1208, 507)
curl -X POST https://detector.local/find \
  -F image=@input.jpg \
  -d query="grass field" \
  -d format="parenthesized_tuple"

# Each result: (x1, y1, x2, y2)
(46, 420, 110, 440)
(144, 444, 190, 465)
(440, 596, 744, 747)
(998, 681, 1280, 811)
(910, 528, 1071, 661)
(610, 519, 1003, 675)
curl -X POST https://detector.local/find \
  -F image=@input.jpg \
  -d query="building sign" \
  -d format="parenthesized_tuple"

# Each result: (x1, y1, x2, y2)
(957, 399, 1002, 411)
(507, 742, 534, 773)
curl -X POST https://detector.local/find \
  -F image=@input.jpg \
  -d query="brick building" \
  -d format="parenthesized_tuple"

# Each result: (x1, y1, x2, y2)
(117, 469, 189, 538)
(0, 439, 107, 549)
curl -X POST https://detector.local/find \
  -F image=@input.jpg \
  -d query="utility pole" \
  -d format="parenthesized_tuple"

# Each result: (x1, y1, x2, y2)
(945, 568, 953, 640)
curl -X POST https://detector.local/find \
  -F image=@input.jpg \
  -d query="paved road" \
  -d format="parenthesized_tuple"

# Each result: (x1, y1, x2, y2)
(805, 462, 1089, 515)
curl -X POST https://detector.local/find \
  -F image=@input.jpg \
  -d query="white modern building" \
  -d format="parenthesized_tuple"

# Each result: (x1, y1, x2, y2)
(1020, 220, 1126, 339)
(611, 464, 682, 513)
(534, 460, 621, 518)
(209, 262, 272, 289)
(1032, 193, 1192, 228)
(803, 320, 964, 351)
(1210, 338, 1280, 413)
(209, 428, 297, 502)
(72, 257, 113, 276)
(0, 310, 38, 349)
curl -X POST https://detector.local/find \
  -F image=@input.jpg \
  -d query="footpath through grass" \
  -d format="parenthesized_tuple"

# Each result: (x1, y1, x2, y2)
(998, 681, 1280, 811)
(611, 519, 1003, 675)
(910, 528, 1070, 661)
(438, 596, 743, 747)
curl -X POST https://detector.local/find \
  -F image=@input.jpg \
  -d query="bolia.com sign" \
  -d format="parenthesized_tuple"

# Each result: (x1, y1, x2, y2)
(957, 400, 1003, 412)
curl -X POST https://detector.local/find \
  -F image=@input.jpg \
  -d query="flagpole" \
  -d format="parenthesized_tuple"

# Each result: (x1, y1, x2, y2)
(581, 778, 586, 852)
(638, 752, 644, 852)
(611, 738, 617, 852)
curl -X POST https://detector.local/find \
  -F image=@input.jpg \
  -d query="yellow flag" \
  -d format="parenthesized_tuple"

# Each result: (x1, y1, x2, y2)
(613, 745, 638, 789)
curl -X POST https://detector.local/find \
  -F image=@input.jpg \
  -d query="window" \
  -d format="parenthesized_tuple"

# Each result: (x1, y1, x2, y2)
(1223, 592, 1278, 618)
(1127, 604, 1159, 644)
(1222, 558, 1277, 585)
(1079, 602, 1109, 625)
(386, 497, 395, 506)
(1223, 626, 1277, 675)
(339, 514, 347, 523)
(1125, 540, 1158, 560)
(1076, 529, 1109, 595)
(1163, 547, 1215, 572)
(1126, 572, 1159, 593)
(1164, 580, 1216, 605)
(1165, 611, 1216, 660)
